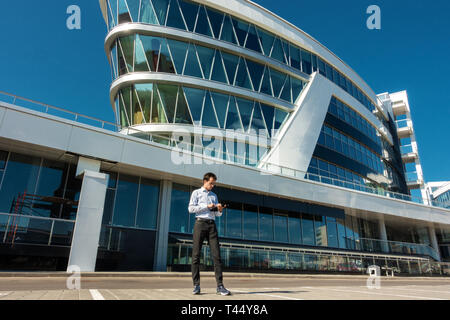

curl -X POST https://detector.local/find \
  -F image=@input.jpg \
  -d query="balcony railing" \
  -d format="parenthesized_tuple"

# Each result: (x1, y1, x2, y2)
(0, 212, 75, 247)
(359, 238, 440, 261)
(0, 91, 447, 210)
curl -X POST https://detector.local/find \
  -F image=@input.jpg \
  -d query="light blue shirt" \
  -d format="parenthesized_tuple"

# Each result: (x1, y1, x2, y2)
(188, 187, 223, 220)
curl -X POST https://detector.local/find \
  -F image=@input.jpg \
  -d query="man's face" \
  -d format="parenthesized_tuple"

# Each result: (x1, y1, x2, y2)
(203, 177, 216, 191)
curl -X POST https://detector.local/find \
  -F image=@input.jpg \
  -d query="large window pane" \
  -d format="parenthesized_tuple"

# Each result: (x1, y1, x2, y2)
(112, 174, 139, 227)
(288, 212, 302, 244)
(326, 216, 339, 248)
(169, 183, 190, 233)
(243, 204, 258, 240)
(301, 213, 315, 246)
(225, 203, 242, 238)
(0, 153, 40, 215)
(136, 178, 160, 229)
(259, 207, 273, 241)
(336, 218, 348, 249)
(274, 213, 288, 243)
(314, 216, 328, 247)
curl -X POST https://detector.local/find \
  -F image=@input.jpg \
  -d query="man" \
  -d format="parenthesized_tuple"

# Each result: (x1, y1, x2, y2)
(188, 173, 231, 296)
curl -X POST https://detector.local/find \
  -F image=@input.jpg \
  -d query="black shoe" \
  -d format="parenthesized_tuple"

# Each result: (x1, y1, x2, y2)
(216, 285, 231, 296)
(193, 285, 201, 295)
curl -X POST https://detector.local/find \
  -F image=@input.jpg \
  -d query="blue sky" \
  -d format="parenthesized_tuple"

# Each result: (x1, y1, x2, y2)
(0, 0, 448, 182)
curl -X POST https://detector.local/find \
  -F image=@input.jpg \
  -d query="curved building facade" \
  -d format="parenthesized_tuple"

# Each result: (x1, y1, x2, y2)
(100, 0, 407, 194)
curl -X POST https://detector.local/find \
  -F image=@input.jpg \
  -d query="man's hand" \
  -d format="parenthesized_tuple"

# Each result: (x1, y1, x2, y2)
(217, 204, 225, 213)
(207, 204, 216, 209)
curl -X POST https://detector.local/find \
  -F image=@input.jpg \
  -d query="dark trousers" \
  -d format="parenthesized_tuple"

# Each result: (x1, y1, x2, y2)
(192, 219, 223, 287)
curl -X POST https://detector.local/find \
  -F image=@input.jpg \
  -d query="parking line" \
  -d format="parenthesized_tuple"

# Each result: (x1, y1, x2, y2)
(360, 286, 450, 295)
(232, 289, 304, 300)
(89, 289, 105, 300)
(325, 287, 445, 300)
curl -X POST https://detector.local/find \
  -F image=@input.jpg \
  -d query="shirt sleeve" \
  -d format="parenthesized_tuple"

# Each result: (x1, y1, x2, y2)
(188, 190, 208, 214)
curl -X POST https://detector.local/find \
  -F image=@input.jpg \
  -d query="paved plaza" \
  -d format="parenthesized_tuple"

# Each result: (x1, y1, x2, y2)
(0, 273, 449, 300)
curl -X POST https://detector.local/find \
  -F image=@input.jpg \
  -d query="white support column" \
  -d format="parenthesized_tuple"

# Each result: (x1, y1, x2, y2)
(428, 225, 441, 261)
(153, 180, 173, 271)
(67, 157, 109, 272)
(378, 216, 389, 253)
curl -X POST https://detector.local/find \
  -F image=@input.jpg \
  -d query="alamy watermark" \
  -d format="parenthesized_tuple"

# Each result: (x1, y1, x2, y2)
(66, 265, 81, 290)
(366, 265, 381, 289)
(367, 5, 381, 30)
(67, 5, 81, 30)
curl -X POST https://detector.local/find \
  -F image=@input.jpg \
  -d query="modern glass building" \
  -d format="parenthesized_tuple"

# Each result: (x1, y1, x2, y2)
(0, 0, 449, 275)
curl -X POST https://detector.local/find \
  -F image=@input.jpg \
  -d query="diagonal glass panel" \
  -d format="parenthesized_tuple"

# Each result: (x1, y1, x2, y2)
(251, 102, 268, 135)
(152, 0, 169, 25)
(134, 35, 150, 72)
(119, 35, 135, 72)
(140, 35, 161, 71)
(157, 38, 175, 73)
(281, 40, 290, 63)
(135, 83, 153, 123)
(256, 27, 275, 56)
(271, 37, 286, 64)
(279, 76, 292, 103)
(157, 84, 178, 123)
(270, 69, 287, 98)
(274, 108, 289, 130)
(117, 40, 128, 76)
(167, 38, 187, 74)
(210, 92, 229, 129)
(220, 15, 238, 45)
(183, 87, 205, 125)
(210, 51, 228, 84)
(289, 44, 301, 70)
(259, 67, 273, 96)
(195, 6, 213, 37)
(178, 0, 198, 31)
(111, 43, 118, 78)
(301, 49, 312, 75)
(119, 91, 130, 127)
(235, 58, 253, 90)
(196, 45, 215, 80)
(118, 0, 132, 23)
(245, 25, 262, 53)
(205, 7, 224, 39)
(260, 103, 275, 136)
(132, 87, 145, 125)
(183, 44, 203, 78)
(202, 92, 219, 128)
(151, 84, 168, 123)
(175, 87, 193, 124)
(126, 0, 140, 22)
(121, 86, 132, 123)
(225, 97, 243, 131)
(236, 98, 254, 133)
(292, 78, 305, 103)
(108, 0, 118, 29)
(140, 0, 159, 24)
(246, 59, 265, 91)
(231, 18, 249, 47)
(166, 0, 187, 29)
(221, 52, 239, 85)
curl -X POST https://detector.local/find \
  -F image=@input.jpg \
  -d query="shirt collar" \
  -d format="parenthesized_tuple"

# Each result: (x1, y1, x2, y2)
(201, 187, 208, 192)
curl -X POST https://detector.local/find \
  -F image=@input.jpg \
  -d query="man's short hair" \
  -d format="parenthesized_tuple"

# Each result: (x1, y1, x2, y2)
(203, 172, 217, 182)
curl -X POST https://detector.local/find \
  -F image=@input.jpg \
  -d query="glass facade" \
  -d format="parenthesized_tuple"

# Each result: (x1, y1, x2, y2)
(112, 34, 307, 105)
(308, 96, 409, 194)
(106, 0, 382, 115)
(169, 182, 370, 251)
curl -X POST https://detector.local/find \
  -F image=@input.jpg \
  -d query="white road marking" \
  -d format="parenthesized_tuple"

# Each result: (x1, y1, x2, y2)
(103, 289, 120, 300)
(0, 292, 12, 297)
(89, 289, 105, 300)
(359, 286, 450, 295)
(324, 287, 445, 300)
(232, 289, 304, 300)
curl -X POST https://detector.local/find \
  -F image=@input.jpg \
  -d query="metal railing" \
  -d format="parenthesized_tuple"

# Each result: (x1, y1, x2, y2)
(0, 91, 446, 209)
(359, 238, 440, 261)
(0, 212, 75, 247)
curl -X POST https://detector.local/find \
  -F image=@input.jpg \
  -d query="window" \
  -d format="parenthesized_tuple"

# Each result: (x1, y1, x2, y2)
(112, 174, 139, 227)
(243, 204, 258, 240)
(301, 213, 315, 246)
(274, 213, 288, 243)
(259, 207, 273, 241)
(169, 183, 191, 233)
(136, 178, 160, 229)
(288, 212, 302, 244)
(225, 203, 242, 238)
